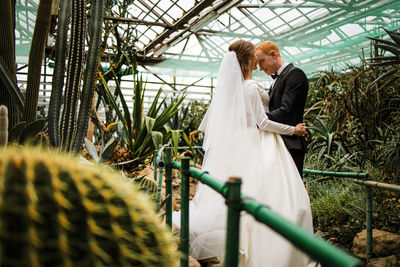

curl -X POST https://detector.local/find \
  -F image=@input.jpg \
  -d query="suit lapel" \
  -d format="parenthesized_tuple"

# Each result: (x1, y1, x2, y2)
(269, 63, 294, 100)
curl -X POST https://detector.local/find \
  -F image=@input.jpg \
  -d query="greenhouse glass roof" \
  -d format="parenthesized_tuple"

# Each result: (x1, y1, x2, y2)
(15, 0, 400, 78)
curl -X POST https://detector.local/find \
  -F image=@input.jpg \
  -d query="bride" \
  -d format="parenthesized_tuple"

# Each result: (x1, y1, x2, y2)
(173, 40, 313, 267)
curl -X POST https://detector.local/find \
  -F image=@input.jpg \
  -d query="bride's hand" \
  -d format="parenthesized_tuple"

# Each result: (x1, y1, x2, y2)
(294, 123, 307, 136)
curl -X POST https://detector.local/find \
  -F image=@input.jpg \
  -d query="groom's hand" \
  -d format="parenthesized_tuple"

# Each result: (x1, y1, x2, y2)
(294, 123, 307, 137)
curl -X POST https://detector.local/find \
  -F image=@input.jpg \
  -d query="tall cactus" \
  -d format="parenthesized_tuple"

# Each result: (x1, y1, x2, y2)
(0, 105, 8, 146)
(0, 0, 19, 130)
(0, 146, 179, 266)
(59, 0, 86, 150)
(49, 0, 104, 152)
(72, 0, 104, 153)
(48, 0, 70, 147)
(23, 0, 53, 123)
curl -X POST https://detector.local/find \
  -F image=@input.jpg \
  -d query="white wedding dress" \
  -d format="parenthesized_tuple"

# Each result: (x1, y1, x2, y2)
(172, 52, 313, 267)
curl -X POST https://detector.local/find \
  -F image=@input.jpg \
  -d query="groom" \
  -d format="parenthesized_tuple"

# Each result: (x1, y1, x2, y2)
(255, 41, 308, 176)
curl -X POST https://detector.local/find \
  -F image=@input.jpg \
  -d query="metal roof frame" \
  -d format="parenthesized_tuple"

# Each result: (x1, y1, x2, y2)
(15, 0, 400, 77)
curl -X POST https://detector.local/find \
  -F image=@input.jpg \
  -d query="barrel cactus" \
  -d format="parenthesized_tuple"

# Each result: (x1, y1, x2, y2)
(0, 146, 179, 266)
(129, 175, 158, 201)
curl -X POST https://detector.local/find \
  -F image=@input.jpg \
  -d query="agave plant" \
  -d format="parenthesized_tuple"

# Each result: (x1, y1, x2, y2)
(99, 69, 186, 160)
(163, 96, 199, 154)
(307, 117, 344, 158)
(365, 28, 400, 86)
(374, 123, 400, 183)
(164, 95, 190, 130)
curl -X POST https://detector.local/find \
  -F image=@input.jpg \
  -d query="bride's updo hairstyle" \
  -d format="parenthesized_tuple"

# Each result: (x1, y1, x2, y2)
(228, 40, 256, 80)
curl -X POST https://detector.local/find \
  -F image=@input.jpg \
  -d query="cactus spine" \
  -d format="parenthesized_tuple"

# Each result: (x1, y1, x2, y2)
(0, 146, 179, 266)
(0, 105, 8, 146)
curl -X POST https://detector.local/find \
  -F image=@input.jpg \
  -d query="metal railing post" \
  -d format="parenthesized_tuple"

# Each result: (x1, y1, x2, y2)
(303, 172, 310, 193)
(157, 167, 164, 207)
(153, 150, 158, 182)
(366, 186, 373, 262)
(180, 158, 190, 267)
(224, 177, 242, 267)
(165, 147, 173, 228)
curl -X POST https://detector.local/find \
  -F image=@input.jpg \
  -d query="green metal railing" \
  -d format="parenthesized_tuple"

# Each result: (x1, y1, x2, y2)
(303, 169, 400, 262)
(157, 147, 363, 267)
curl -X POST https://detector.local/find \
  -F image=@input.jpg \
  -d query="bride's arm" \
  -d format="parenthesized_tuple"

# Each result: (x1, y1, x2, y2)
(247, 83, 295, 136)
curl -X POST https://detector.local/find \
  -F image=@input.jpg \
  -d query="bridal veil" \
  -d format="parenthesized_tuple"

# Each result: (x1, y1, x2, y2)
(190, 51, 268, 260)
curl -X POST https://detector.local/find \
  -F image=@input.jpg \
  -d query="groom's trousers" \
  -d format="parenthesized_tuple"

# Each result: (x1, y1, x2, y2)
(288, 148, 304, 178)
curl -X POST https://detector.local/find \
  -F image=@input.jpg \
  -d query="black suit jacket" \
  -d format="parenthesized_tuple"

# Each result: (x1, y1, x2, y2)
(267, 63, 308, 152)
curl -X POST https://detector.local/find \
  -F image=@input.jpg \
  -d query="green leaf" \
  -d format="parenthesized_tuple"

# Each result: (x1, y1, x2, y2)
(182, 131, 193, 151)
(168, 128, 181, 156)
(8, 121, 26, 142)
(384, 28, 400, 46)
(100, 136, 118, 162)
(84, 137, 99, 163)
(98, 71, 132, 147)
(145, 116, 156, 132)
(374, 44, 400, 57)
(112, 70, 133, 141)
(151, 131, 163, 151)
(19, 118, 46, 143)
(0, 56, 24, 110)
(147, 88, 163, 117)
(132, 74, 144, 138)
(367, 37, 397, 47)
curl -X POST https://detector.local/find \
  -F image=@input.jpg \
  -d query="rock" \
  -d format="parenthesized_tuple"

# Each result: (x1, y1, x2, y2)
(315, 230, 328, 239)
(190, 182, 197, 199)
(172, 169, 180, 179)
(367, 255, 397, 267)
(189, 256, 201, 267)
(352, 229, 400, 258)
(199, 256, 221, 267)
(138, 165, 154, 179)
(172, 193, 181, 211)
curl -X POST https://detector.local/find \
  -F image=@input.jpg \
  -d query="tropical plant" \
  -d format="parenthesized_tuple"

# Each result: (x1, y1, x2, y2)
(99, 70, 186, 160)
(0, 145, 179, 266)
(305, 62, 399, 181)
